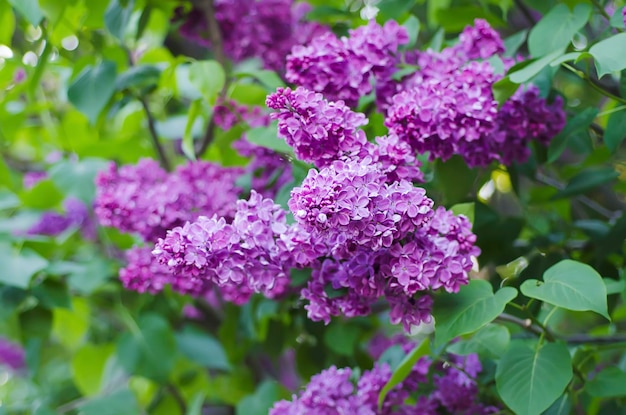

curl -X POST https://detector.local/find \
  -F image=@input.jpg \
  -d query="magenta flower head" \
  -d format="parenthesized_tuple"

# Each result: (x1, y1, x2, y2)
(266, 87, 369, 167)
(0, 337, 25, 372)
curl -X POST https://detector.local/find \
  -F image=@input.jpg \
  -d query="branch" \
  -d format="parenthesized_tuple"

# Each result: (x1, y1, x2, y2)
(139, 97, 171, 171)
(192, 0, 230, 159)
(513, 0, 537, 25)
(564, 334, 626, 345)
(562, 63, 626, 105)
(496, 313, 545, 337)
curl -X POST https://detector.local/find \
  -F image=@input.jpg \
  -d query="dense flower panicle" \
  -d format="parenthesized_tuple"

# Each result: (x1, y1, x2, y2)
(95, 159, 242, 242)
(289, 157, 433, 254)
(176, 0, 328, 71)
(386, 61, 501, 166)
(456, 18, 505, 59)
(270, 347, 495, 415)
(213, 101, 270, 130)
(383, 19, 565, 166)
(120, 246, 206, 296)
(26, 197, 94, 238)
(364, 134, 424, 183)
(0, 337, 25, 372)
(285, 20, 408, 107)
(267, 87, 369, 166)
(153, 191, 308, 299)
(496, 86, 566, 165)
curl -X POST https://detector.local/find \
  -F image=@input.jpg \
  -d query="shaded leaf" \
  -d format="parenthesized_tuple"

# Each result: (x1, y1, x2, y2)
(586, 367, 626, 398)
(176, 328, 231, 371)
(604, 110, 626, 152)
(552, 168, 618, 199)
(547, 107, 598, 163)
(589, 33, 626, 78)
(67, 62, 118, 124)
(378, 339, 429, 410)
(78, 389, 139, 415)
(0, 246, 48, 288)
(7, 0, 43, 26)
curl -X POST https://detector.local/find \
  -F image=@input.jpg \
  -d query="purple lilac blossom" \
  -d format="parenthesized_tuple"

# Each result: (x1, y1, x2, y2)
(623, 6, 626, 27)
(94, 159, 242, 242)
(266, 87, 369, 167)
(153, 190, 313, 300)
(26, 197, 93, 238)
(23, 171, 47, 189)
(286, 20, 408, 107)
(288, 157, 433, 254)
(386, 19, 565, 167)
(0, 337, 25, 372)
(270, 348, 495, 414)
(175, 0, 327, 71)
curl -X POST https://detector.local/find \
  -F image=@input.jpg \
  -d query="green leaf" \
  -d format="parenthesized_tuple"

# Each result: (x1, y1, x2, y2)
(78, 389, 139, 415)
(503, 29, 528, 58)
(115, 65, 162, 91)
(49, 158, 109, 204)
(68, 61, 118, 124)
(182, 99, 202, 160)
(527, 3, 591, 57)
(117, 314, 177, 383)
(508, 49, 565, 84)
(32, 279, 71, 309)
(446, 324, 510, 358)
(0, 246, 48, 288)
(188, 60, 225, 104)
(323, 323, 360, 356)
(520, 259, 609, 319)
(586, 367, 626, 398)
(72, 344, 115, 396)
(246, 121, 294, 155)
(105, 0, 135, 40)
(552, 168, 618, 199)
(186, 393, 205, 415)
(433, 280, 518, 348)
(492, 76, 519, 106)
(589, 33, 626, 78)
(236, 70, 285, 91)
(19, 179, 64, 209)
(544, 395, 572, 415)
(604, 110, 626, 152)
(236, 381, 286, 415)
(52, 298, 91, 349)
(496, 341, 573, 415)
(0, 3, 16, 45)
(176, 328, 231, 371)
(401, 15, 420, 50)
(7, 0, 43, 26)
(547, 107, 598, 163)
(378, 339, 429, 410)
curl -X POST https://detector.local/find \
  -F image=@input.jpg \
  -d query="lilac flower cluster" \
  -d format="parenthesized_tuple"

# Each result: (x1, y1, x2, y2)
(213, 101, 293, 198)
(95, 159, 242, 243)
(0, 337, 25, 372)
(286, 20, 408, 107)
(384, 20, 565, 167)
(266, 87, 423, 181)
(266, 87, 369, 166)
(175, 0, 327, 71)
(289, 158, 433, 253)
(26, 197, 95, 239)
(270, 346, 496, 415)
(153, 191, 311, 301)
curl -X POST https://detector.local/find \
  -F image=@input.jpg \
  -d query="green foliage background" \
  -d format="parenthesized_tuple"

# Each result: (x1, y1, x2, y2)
(1, 0, 626, 414)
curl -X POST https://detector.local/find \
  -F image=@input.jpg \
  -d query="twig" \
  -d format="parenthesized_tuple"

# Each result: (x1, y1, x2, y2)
(589, 0, 612, 22)
(513, 0, 537, 25)
(565, 334, 626, 345)
(139, 97, 171, 171)
(166, 383, 187, 413)
(192, 0, 230, 159)
(561, 63, 626, 105)
(496, 312, 545, 337)
(535, 172, 620, 221)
